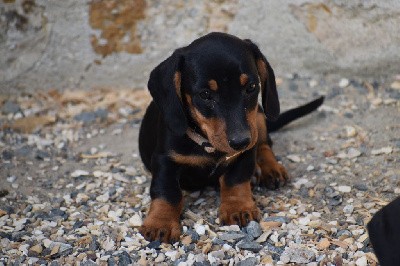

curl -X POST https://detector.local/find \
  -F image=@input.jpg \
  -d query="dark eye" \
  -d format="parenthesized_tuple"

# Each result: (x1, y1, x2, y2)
(199, 90, 212, 100)
(246, 83, 257, 94)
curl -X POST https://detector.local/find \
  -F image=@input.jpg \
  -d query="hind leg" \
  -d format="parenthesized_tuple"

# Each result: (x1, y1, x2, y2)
(256, 143, 289, 189)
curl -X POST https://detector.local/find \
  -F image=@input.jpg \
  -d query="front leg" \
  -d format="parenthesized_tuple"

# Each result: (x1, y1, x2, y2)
(219, 149, 261, 227)
(139, 154, 183, 243)
(256, 143, 289, 189)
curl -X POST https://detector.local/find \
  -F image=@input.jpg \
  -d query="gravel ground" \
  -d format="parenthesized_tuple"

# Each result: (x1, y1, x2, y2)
(1, 76, 399, 265)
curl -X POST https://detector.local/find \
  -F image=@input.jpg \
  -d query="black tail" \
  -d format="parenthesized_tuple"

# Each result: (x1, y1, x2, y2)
(267, 96, 324, 132)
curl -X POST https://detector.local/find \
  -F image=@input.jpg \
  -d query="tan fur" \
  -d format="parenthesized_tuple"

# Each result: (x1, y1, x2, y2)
(186, 94, 236, 154)
(256, 111, 267, 144)
(174, 71, 182, 99)
(219, 177, 260, 226)
(139, 198, 183, 242)
(246, 105, 259, 149)
(208, 79, 218, 91)
(256, 59, 268, 88)
(240, 73, 249, 86)
(170, 151, 214, 167)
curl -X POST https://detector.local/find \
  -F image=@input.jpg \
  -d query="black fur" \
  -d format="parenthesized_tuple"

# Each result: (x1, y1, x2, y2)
(367, 197, 400, 266)
(139, 32, 324, 201)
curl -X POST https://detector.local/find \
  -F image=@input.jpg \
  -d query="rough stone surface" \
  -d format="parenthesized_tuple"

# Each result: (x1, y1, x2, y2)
(1, 0, 400, 93)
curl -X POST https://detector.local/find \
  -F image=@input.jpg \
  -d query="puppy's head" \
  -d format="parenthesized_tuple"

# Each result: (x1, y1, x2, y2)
(148, 32, 280, 154)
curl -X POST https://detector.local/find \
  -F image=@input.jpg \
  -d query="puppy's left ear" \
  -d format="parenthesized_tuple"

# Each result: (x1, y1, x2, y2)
(245, 40, 280, 121)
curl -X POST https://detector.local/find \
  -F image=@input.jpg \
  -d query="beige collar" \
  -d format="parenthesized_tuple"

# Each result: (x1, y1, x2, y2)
(186, 128, 215, 153)
(186, 128, 243, 160)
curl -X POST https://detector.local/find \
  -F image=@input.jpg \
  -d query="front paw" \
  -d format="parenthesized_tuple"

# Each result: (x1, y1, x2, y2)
(138, 199, 182, 243)
(219, 199, 261, 227)
(257, 162, 289, 189)
(139, 218, 181, 243)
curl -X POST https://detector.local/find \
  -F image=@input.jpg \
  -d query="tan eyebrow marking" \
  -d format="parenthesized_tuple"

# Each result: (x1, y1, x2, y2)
(240, 74, 249, 86)
(174, 71, 182, 99)
(208, 79, 218, 91)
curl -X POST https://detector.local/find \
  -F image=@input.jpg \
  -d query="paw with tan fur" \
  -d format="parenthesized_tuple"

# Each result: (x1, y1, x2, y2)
(138, 199, 182, 243)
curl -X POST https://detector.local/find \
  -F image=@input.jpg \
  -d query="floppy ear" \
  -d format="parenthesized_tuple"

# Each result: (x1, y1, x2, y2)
(245, 40, 280, 121)
(147, 50, 188, 135)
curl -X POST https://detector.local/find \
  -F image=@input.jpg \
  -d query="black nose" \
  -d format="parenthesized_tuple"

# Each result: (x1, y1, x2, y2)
(229, 136, 250, 151)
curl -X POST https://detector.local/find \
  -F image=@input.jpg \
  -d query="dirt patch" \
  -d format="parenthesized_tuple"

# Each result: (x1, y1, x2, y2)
(89, 0, 146, 57)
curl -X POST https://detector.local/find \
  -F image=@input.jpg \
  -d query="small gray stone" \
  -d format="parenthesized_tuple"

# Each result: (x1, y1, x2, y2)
(117, 251, 132, 266)
(336, 229, 352, 237)
(36, 150, 50, 160)
(324, 187, 343, 206)
(264, 216, 291, 224)
(236, 257, 258, 266)
(209, 250, 224, 260)
(15, 146, 32, 157)
(187, 229, 200, 242)
(49, 242, 73, 258)
(6, 176, 17, 183)
(280, 247, 315, 264)
(245, 221, 262, 239)
(2, 150, 13, 160)
(74, 109, 108, 124)
(343, 204, 354, 214)
(236, 240, 262, 252)
(147, 240, 161, 249)
(219, 232, 246, 242)
(81, 260, 98, 266)
(1, 101, 20, 114)
(354, 183, 368, 191)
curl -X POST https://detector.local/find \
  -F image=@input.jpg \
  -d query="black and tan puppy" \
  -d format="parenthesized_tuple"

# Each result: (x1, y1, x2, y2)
(138, 32, 324, 242)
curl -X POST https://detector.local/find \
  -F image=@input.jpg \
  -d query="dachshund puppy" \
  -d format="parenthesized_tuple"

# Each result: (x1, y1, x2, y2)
(138, 32, 324, 242)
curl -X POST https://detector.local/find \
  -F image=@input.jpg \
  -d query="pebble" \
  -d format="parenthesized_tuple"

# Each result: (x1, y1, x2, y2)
(49, 242, 73, 258)
(298, 217, 310, 226)
(280, 246, 315, 264)
(236, 257, 258, 266)
(316, 238, 330, 250)
(343, 204, 354, 214)
(208, 250, 224, 261)
(128, 213, 142, 227)
(219, 232, 246, 241)
(245, 221, 262, 239)
(6, 176, 17, 183)
(194, 224, 206, 236)
(155, 253, 165, 263)
(96, 192, 110, 203)
(147, 240, 161, 249)
(264, 216, 290, 224)
(74, 109, 108, 124)
(219, 225, 240, 231)
(29, 244, 43, 255)
(339, 78, 350, 88)
(287, 154, 301, 163)
(347, 148, 362, 159)
(71, 170, 90, 178)
(371, 146, 393, 155)
(337, 185, 352, 193)
(354, 183, 368, 191)
(236, 240, 262, 252)
(165, 250, 179, 261)
(355, 256, 368, 266)
(345, 126, 357, 137)
(1, 101, 20, 114)
(256, 230, 272, 243)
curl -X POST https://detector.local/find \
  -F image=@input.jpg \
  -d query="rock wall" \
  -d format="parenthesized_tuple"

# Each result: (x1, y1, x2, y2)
(1, 0, 399, 92)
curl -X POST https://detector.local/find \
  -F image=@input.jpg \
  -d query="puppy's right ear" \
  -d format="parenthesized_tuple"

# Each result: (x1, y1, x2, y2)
(147, 50, 188, 136)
